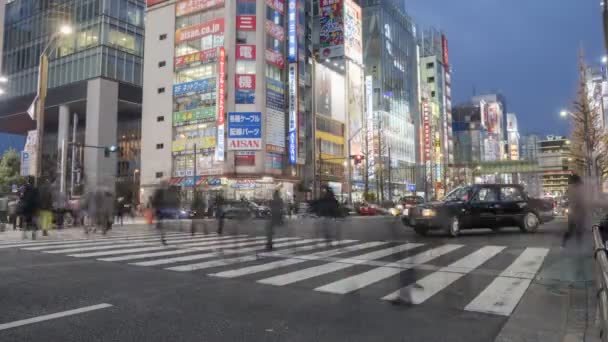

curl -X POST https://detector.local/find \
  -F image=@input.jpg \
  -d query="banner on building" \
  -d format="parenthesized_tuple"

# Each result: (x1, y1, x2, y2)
(265, 49, 285, 69)
(175, 18, 225, 43)
(176, 0, 224, 17)
(236, 16, 256, 30)
(175, 48, 218, 68)
(347, 61, 363, 156)
(173, 77, 216, 96)
(287, 0, 297, 62)
(266, 0, 285, 14)
(288, 63, 298, 164)
(266, 20, 285, 41)
(216, 47, 226, 161)
(266, 78, 285, 153)
(173, 107, 216, 125)
(227, 112, 262, 150)
(344, 0, 362, 65)
(235, 74, 256, 104)
(319, 0, 344, 59)
(172, 136, 216, 153)
(236, 45, 256, 60)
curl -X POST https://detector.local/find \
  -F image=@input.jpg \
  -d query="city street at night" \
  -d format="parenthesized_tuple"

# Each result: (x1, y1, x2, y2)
(0, 217, 596, 341)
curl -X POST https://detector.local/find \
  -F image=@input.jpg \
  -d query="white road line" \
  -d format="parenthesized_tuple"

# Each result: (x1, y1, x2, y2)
(66, 236, 231, 257)
(257, 243, 424, 286)
(130, 237, 290, 266)
(22, 233, 213, 251)
(0, 232, 190, 249)
(210, 241, 385, 279)
(315, 244, 463, 294)
(100, 239, 356, 263)
(380, 246, 505, 303)
(464, 247, 549, 316)
(166, 239, 325, 272)
(0, 303, 113, 331)
(0, 231, 175, 245)
(43, 235, 252, 254)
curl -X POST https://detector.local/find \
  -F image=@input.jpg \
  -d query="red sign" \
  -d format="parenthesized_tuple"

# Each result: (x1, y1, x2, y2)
(235, 74, 256, 90)
(266, 0, 285, 14)
(217, 47, 226, 126)
(237, 16, 256, 30)
(265, 49, 284, 68)
(174, 48, 218, 67)
(423, 100, 431, 162)
(235, 154, 256, 166)
(176, 0, 224, 17)
(265, 20, 285, 41)
(175, 18, 225, 43)
(442, 35, 449, 71)
(236, 45, 256, 60)
(230, 140, 261, 149)
(146, 0, 168, 7)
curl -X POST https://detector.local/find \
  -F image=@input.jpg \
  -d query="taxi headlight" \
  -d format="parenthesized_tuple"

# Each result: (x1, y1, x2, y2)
(422, 209, 436, 217)
(396, 204, 404, 210)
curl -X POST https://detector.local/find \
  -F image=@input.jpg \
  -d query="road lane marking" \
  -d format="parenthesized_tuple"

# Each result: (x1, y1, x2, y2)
(0, 232, 191, 249)
(315, 244, 463, 294)
(166, 239, 324, 272)
(257, 243, 424, 286)
(43, 235, 251, 254)
(210, 241, 385, 279)
(23, 233, 217, 251)
(130, 237, 285, 266)
(380, 246, 505, 303)
(464, 247, 549, 316)
(0, 303, 113, 331)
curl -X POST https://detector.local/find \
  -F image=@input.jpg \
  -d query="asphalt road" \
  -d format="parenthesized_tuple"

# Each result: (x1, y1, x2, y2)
(0, 217, 597, 342)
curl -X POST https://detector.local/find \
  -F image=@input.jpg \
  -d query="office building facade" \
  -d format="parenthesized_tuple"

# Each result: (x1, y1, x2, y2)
(0, 0, 144, 199)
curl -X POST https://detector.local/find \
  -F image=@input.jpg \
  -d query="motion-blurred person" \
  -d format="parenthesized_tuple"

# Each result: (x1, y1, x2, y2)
(20, 179, 39, 240)
(37, 180, 54, 236)
(115, 197, 125, 226)
(215, 194, 225, 235)
(152, 182, 179, 245)
(563, 174, 586, 247)
(266, 189, 284, 251)
(315, 186, 341, 246)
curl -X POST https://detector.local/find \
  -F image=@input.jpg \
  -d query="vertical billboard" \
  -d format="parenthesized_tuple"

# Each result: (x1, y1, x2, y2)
(235, 74, 256, 104)
(227, 112, 262, 150)
(266, 78, 286, 153)
(441, 35, 449, 71)
(216, 47, 226, 161)
(287, 0, 297, 63)
(319, 0, 344, 59)
(344, 0, 362, 65)
(175, 0, 225, 16)
(288, 63, 298, 165)
(347, 61, 363, 156)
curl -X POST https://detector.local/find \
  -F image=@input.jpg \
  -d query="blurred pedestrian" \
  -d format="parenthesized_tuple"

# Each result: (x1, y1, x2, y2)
(563, 174, 586, 247)
(152, 183, 169, 245)
(316, 186, 340, 246)
(215, 194, 225, 235)
(37, 180, 54, 236)
(20, 179, 39, 240)
(266, 189, 284, 251)
(115, 197, 124, 226)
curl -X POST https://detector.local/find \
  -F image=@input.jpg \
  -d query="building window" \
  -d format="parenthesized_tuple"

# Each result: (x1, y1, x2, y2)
(155, 172, 164, 178)
(427, 77, 435, 83)
(431, 91, 436, 97)
(237, 1, 256, 15)
(157, 116, 165, 122)
(158, 87, 165, 94)
(159, 34, 167, 40)
(158, 61, 166, 67)
(156, 143, 164, 149)
(426, 62, 434, 69)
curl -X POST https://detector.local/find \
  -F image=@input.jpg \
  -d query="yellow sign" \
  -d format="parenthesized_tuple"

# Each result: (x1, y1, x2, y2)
(172, 136, 216, 153)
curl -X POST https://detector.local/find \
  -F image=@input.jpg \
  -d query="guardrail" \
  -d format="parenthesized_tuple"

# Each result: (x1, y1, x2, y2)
(592, 225, 608, 342)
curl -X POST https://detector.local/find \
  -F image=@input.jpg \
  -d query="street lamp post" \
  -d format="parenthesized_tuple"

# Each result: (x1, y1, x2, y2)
(34, 24, 73, 186)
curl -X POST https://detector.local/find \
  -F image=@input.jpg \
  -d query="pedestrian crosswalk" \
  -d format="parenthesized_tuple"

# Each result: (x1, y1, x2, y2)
(0, 230, 550, 317)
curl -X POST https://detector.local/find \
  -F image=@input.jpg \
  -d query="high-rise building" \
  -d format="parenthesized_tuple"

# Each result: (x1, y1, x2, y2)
(470, 93, 507, 161)
(360, 0, 418, 198)
(0, 0, 144, 198)
(519, 134, 540, 162)
(418, 27, 452, 197)
(538, 135, 573, 197)
(506, 113, 519, 160)
(452, 102, 484, 165)
(141, 0, 309, 203)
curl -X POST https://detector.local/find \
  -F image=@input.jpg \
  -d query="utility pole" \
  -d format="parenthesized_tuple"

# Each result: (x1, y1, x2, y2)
(193, 143, 197, 199)
(387, 146, 392, 201)
(70, 113, 78, 198)
(34, 54, 49, 186)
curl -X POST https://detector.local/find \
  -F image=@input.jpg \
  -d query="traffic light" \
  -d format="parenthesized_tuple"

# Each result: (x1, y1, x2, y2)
(353, 154, 364, 165)
(104, 145, 118, 158)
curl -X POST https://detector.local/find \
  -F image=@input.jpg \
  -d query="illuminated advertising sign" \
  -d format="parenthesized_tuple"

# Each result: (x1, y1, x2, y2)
(265, 49, 285, 68)
(344, 0, 362, 65)
(266, 78, 285, 153)
(173, 107, 216, 125)
(175, 18, 225, 43)
(236, 16, 256, 30)
(172, 136, 216, 153)
(174, 48, 218, 68)
(227, 112, 262, 150)
(319, 0, 344, 59)
(441, 35, 449, 70)
(235, 45, 256, 60)
(288, 63, 298, 165)
(266, 0, 285, 14)
(173, 77, 216, 96)
(266, 20, 285, 41)
(235, 74, 256, 104)
(423, 100, 431, 162)
(287, 0, 297, 62)
(176, 0, 224, 17)
(216, 47, 226, 161)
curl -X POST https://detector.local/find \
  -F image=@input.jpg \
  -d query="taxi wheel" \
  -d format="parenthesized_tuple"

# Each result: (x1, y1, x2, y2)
(446, 216, 460, 237)
(520, 212, 539, 233)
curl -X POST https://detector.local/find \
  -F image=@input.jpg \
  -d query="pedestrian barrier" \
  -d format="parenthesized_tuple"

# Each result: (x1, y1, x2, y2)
(592, 225, 608, 342)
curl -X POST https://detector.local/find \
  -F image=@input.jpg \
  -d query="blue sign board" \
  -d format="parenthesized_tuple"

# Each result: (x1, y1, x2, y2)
(228, 112, 262, 139)
(287, 0, 297, 63)
(288, 130, 297, 164)
(235, 90, 255, 104)
(173, 77, 216, 96)
(407, 184, 416, 192)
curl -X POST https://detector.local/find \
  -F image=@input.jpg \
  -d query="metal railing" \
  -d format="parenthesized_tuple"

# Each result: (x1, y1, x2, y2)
(592, 225, 608, 342)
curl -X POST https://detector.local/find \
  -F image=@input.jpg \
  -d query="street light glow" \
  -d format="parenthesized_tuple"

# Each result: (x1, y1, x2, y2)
(59, 25, 73, 35)
(560, 110, 569, 117)
(603, 55, 608, 64)
(0, 76, 8, 83)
